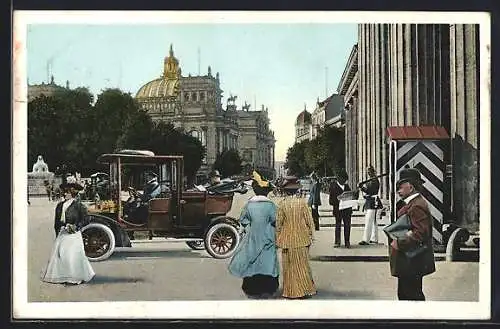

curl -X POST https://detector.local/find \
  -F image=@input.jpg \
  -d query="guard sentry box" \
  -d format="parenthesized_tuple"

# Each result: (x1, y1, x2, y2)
(387, 126, 451, 252)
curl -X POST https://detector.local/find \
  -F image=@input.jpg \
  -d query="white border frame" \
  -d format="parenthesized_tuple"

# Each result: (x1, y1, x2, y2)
(12, 11, 491, 320)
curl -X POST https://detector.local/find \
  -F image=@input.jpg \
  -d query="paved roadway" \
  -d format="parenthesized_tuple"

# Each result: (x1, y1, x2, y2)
(26, 192, 478, 302)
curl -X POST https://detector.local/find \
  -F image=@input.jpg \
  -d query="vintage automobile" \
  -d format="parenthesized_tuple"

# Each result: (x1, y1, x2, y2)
(80, 150, 248, 261)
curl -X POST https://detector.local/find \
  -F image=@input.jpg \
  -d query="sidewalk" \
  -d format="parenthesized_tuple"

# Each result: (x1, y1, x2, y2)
(312, 192, 446, 261)
(317, 192, 389, 228)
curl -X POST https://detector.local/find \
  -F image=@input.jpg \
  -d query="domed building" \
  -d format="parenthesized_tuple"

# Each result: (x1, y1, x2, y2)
(136, 44, 275, 179)
(28, 75, 70, 102)
(295, 106, 312, 143)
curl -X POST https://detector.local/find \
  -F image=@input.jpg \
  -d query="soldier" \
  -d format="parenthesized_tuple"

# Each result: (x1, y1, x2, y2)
(358, 165, 382, 245)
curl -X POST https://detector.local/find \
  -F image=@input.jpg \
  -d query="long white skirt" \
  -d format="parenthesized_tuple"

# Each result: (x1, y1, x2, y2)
(41, 229, 95, 284)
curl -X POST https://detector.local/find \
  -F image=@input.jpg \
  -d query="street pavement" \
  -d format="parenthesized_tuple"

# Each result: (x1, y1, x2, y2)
(24, 192, 478, 302)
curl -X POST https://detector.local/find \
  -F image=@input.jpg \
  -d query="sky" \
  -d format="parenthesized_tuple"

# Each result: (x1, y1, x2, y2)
(26, 21, 358, 161)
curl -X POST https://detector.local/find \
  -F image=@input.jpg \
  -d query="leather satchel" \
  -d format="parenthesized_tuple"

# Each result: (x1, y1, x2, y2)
(383, 214, 429, 258)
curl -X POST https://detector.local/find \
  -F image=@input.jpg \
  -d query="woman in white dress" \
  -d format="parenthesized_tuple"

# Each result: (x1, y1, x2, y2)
(41, 175, 95, 285)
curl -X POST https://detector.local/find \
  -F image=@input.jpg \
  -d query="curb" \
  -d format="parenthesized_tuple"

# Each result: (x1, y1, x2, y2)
(310, 255, 447, 262)
(319, 224, 386, 228)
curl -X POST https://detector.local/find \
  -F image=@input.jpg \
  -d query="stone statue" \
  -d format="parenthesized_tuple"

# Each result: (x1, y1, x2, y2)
(28, 155, 55, 196)
(32, 155, 49, 173)
(243, 102, 251, 111)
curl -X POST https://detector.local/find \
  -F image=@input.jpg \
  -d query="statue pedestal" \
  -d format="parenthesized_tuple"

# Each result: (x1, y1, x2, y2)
(27, 172, 60, 196)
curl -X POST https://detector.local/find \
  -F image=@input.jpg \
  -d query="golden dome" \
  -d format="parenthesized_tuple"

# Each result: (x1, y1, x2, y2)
(136, 44, 180, 99)
(136, 78, 179, 98)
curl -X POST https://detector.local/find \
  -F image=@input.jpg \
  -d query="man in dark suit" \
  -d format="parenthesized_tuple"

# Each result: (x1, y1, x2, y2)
(329, 169, 353, 248)
(307, 172, 321, 231)
(389, 168, 435, 301)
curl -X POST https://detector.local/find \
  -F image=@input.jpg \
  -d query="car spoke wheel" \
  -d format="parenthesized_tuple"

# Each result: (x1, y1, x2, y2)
(81, 223, 116, 261)
(204, 222, 240, 259)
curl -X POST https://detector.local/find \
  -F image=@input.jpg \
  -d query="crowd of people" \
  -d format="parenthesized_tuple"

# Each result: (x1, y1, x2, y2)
(228, 166, 435, 301)
(38, 165, 435, 301)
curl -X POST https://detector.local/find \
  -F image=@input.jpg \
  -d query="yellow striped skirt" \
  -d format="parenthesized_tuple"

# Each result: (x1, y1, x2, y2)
(281, 247, 316, 299)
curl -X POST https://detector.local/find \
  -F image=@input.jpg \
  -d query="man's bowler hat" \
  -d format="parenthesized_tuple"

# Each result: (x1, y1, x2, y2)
(396, 168, 425, 188)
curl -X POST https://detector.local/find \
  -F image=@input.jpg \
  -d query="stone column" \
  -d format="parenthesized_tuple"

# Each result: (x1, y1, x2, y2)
(449, 24, 479, 230)
(345, 103, 351, 185)
(352, 95, 359, 186)
(358, 24, 366, 183)
(380, 24, 390, 199)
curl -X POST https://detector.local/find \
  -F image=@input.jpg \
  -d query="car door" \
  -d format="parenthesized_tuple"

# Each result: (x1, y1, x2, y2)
(178, 191, 206, 228)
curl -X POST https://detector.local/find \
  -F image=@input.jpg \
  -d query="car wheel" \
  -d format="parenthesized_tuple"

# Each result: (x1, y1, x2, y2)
(186, 240, 206, 250)
(81, 223, 116, 262)
(204, 222, 240, 259)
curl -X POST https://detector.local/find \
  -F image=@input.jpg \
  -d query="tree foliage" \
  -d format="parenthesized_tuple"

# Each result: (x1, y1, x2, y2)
(284, 140, 311, 177)
(213, 149, 243, 178)
(284, 126, 345, 178)
(28, 89, 205, 180)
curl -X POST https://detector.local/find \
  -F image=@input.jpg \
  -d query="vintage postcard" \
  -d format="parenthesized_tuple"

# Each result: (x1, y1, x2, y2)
(12, 11, 491, 320)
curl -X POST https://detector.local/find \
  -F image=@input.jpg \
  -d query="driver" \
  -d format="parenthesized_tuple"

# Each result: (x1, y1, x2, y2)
(142, 171, 161, 201)
(205, 170, 222, 188)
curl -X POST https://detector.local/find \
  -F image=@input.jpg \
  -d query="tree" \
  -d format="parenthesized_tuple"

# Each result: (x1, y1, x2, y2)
(116, 109, 155, 150)
(317, 125, 345, 176)
(284, 126, 345, 178)
(91, 88, 143, 156)
(27, 87, 205, 179)
(28, 87, 95, 174)
(213, 149, 243, 177)
(146, 121, 205, 182)
(284, 140, 311, 177)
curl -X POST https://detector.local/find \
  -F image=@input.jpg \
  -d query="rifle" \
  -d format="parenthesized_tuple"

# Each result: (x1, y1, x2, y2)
(357, 172, 389, 187)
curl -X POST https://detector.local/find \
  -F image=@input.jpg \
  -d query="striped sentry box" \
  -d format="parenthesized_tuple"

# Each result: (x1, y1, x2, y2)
(387, 126, 450, 249)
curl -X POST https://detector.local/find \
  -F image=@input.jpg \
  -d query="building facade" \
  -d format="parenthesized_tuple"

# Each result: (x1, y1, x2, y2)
(311, 93, 345, 139)
(136, 45, 275, 178)
(295, 106, 312, 143)
(237, 104, 276, 179)
(338, 24, 479, 230)
(323, 94, 344, 128)
(28, 75, 70, 102)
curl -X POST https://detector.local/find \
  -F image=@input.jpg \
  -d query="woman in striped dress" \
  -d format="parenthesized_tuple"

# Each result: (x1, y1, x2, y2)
(275, 183, 317, 299)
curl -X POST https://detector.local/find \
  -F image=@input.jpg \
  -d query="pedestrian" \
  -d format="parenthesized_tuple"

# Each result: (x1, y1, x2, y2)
(329, 169, 353, 248)
(307, 172, 321, 231)
(228, 171, 279, 299)
(389, 168, 435, 300)
(275, 181, 316, 299)
(358, 165, 382, 245)
(41, 175, 95, 285)
(43, 179, 52, 201)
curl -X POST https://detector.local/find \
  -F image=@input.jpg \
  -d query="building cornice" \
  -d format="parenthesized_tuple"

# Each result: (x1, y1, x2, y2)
(337, 44, 359, 95)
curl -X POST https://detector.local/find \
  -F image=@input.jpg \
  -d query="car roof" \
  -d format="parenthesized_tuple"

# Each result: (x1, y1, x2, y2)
(97, 153, 184, 165)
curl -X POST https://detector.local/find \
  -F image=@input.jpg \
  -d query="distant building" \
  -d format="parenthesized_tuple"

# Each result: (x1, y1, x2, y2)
(237, 104, 276, 179)
(295, 106, 312, 143)
(324, 94, 344, 128)
(274, 160, 286, 178)
(135, 44, 275, 179)
(311, 93, 344, 139)
(28, 75, 70, 102)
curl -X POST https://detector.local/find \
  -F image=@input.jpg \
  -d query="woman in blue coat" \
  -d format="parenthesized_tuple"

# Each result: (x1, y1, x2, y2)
(228, 171, 279, 299)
